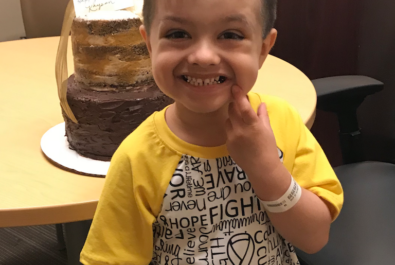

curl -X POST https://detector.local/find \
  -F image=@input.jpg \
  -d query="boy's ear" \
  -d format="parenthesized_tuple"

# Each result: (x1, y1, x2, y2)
(139, 25, 152, 55)
(259, 28, 278, 68)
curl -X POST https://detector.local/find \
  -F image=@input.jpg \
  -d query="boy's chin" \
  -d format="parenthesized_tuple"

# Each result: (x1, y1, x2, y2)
(183, 102, 229, 115)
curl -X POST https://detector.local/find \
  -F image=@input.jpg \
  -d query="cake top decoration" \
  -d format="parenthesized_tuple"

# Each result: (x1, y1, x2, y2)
(77, 10, 139, 21)
(125, 0, 144, 19)
(73, 0, 143, 19)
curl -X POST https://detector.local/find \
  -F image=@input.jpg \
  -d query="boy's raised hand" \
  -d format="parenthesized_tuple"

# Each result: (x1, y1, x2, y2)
(225, 85, 281, 178)
(226, 86, 333, 253)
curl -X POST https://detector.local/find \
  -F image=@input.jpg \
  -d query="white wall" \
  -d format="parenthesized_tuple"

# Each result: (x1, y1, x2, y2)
(0, 0, 26, 42)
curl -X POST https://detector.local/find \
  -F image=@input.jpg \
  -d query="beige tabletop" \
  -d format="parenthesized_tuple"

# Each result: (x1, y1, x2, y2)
(0, 37, 316, 227)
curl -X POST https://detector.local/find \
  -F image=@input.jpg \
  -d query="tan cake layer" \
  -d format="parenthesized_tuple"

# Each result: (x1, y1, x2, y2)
(75, 70, 154, 91)
(71, 15, 152, 90)
(72, 20, 143, 46)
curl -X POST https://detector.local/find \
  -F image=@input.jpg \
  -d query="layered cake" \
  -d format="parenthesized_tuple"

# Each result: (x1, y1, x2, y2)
(63, 11, 172, 161)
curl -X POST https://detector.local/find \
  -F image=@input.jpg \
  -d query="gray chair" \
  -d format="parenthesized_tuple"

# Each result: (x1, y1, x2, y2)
(20, 0, 69, 38)
(297, 76, 395, 265)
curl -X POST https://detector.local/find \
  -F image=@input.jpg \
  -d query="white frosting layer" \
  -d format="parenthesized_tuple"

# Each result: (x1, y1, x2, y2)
(78, 10, 139, 21)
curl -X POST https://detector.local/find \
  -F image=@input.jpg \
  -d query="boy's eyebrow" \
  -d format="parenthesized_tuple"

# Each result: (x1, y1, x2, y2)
(162, 15, 191, 24)
(222, 14, 251, 26)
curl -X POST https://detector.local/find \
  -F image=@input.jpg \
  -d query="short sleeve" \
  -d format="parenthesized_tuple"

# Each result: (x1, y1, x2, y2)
(289, 107, 344, 221)
(80, 145, 156, 265)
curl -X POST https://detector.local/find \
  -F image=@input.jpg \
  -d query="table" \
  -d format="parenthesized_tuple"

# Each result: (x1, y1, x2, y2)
(0, 37, 316, 264)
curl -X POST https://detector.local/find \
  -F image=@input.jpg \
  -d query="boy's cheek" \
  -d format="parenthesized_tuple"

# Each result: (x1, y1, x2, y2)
(236, 69, 259, 93)
(151, 67, 178, 99)
(151, 60, 173, 83)
(229, 56, 260, 91)
(152, 54, 178, 75)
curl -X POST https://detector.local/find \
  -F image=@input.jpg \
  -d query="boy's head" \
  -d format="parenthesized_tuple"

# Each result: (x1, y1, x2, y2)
(143, 0, 277, 39)
(139, 0, 278, 114)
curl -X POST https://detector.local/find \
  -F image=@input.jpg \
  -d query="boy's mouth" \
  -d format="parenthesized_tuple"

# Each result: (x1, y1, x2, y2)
(182, 75, 227, 86)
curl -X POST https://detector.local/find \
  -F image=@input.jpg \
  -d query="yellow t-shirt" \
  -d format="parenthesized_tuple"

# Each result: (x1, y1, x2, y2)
(80, 93, 343, 265)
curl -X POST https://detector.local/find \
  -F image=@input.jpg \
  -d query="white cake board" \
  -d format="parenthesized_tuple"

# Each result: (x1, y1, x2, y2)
(41, 123, 110, 177)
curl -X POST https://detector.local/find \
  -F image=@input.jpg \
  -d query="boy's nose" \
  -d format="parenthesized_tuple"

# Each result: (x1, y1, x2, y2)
(187, 41, 220, 67)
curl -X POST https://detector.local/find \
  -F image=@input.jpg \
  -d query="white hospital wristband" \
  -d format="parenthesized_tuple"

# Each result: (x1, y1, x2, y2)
(259, 175, 302, 213)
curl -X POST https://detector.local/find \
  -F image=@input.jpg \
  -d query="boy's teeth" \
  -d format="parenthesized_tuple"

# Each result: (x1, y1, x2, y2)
(183, 75, 224, 86)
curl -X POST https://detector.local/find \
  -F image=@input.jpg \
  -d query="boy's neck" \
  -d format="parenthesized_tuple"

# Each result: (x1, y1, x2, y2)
(166, 102, 229, 147)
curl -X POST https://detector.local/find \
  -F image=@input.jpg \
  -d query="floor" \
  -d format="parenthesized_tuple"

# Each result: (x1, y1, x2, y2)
(0, 225, 67, 265)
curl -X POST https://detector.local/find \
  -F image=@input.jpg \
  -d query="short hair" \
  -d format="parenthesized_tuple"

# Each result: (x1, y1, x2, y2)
(142, 0, 277, 38)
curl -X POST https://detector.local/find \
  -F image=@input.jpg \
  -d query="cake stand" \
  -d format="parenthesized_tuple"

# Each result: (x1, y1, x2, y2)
(41, 123, 110, 177)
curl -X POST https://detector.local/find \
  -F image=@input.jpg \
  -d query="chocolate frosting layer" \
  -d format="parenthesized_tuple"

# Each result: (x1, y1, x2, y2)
(64, 75, 173, 161)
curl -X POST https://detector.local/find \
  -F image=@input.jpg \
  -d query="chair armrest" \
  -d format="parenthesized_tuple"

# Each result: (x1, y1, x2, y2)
(312, 75, 383, 112)
(313, 75, 383, 99)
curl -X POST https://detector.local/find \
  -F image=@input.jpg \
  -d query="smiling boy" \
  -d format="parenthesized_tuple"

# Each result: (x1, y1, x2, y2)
(80, 0, 343, 264)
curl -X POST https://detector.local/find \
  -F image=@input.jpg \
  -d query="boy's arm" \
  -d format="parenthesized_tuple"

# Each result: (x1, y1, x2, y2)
(80, 146, 156, 265)
(266, 189, 333, 254)
(248, 157, 336, 254)
(226, 86, 343, 254)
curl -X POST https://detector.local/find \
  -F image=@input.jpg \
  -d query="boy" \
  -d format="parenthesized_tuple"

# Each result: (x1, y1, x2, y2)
(81, 0, 344, 264)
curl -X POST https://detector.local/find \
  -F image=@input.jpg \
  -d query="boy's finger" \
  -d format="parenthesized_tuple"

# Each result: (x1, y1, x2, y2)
(258, 103, 272, 127)
(224, 118, 233, 134)
(257, 103, 269, 121)
(228, 102, 243, 125)
(232, 85, 257, 124)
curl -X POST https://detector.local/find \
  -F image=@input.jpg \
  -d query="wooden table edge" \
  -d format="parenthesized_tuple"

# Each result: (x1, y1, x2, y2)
(0, 201, 98, 227)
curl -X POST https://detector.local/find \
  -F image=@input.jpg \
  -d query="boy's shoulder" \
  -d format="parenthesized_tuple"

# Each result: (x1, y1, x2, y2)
(115, 111, 161, 158)
(249, 92, 301, 123)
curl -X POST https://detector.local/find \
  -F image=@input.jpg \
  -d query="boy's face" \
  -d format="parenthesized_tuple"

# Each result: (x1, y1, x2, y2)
(140, 0, 277, 114)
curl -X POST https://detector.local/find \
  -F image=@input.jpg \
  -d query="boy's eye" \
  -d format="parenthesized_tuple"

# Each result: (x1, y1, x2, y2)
(219, 32, 244, 40)
(165, 30, 190, 39)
